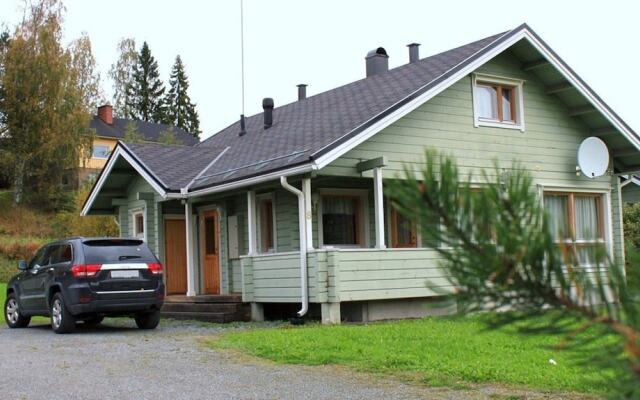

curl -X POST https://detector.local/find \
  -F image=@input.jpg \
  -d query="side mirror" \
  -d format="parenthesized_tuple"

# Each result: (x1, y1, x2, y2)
(17, 260, 28, 270)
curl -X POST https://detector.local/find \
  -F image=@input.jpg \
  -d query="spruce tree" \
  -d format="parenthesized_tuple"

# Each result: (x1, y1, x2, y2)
(165, 55, 200, 138)
(126, 41, 165, 123)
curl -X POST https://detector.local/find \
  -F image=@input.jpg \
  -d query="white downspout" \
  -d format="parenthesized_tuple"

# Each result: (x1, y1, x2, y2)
(280, 176, 308, 317)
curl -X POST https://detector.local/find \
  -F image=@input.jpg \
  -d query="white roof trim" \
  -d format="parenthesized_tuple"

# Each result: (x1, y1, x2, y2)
(182, 146, 230, 194)
(313, 26, 640, 170)
(81, 143, 168, 216)
(621, 175, 640, 188)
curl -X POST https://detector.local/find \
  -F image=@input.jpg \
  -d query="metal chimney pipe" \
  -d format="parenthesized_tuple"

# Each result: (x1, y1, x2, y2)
(239, 114, 246, 136)
(365, 47, 389, 77)
(262, 98, 274, 129)
(407, 43, 420, 63)
(297, 84, 307, 100)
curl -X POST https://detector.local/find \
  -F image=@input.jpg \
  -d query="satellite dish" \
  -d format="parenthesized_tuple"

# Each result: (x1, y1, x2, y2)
(577, 137, 609, 178)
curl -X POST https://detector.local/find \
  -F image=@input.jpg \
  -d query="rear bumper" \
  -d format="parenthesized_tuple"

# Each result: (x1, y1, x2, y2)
(67, 285, 165, 316)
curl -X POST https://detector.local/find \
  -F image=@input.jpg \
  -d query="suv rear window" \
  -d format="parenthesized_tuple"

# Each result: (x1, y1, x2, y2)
(82, 239, 157, 264)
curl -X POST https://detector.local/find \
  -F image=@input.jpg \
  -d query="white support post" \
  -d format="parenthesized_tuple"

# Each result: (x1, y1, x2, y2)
(303, 178, 313, 250)
(373, 167, 386, 249)
(247, 190, 257, 255)
(184, 202, 197, 296)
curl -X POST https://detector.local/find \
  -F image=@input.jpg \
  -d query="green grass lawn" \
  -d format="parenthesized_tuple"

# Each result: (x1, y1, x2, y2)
(212, 313, 627, 395)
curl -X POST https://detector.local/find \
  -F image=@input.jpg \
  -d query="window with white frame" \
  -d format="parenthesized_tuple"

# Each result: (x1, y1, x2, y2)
(544, 192, 606, 266)
(132, 210, 145, 240)
(257, 194, 276, 253)
(92, 144, 111, 159)
(473, 74, 524, 131)
(319, 190, 367, 247)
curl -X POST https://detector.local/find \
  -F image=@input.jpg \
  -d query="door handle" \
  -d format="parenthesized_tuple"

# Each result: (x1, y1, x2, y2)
(48, 268, 54, 272)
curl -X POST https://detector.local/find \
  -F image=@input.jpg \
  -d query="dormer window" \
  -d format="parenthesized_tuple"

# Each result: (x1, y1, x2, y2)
(472, 73, 524, 131)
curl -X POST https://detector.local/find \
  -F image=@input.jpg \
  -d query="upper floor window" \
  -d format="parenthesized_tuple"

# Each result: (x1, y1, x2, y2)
(92, 144, 111, 159)
(472, 74, 524, 131)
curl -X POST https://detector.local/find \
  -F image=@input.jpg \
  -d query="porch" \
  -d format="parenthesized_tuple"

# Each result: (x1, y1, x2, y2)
(161, 294, 250, 323)
(241, 248, 454, 323)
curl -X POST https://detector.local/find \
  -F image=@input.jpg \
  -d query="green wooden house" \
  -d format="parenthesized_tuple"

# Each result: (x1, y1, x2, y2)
(81, 24, 640, 323)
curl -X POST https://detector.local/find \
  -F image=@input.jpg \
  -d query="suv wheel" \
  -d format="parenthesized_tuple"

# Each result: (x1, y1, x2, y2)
(50, 293, 75, 334)
(134, 310, 160, 330)
(4, 293, 30, 328)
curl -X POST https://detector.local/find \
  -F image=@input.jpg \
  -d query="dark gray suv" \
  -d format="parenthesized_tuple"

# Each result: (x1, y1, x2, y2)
(4, 238, 165, 333)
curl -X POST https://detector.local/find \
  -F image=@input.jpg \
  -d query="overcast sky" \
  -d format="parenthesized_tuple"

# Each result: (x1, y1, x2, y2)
(1, 0, 639, 140)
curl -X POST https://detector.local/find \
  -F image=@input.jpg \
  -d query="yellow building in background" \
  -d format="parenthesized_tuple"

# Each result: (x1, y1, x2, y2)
(79, 105, 199, 184)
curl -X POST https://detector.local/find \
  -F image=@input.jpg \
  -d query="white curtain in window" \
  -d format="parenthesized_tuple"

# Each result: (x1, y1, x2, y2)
(544, 195, 568, 240)
(323, 197, 355, 215)
(475, 85, 497, 119)
(575, 196, 598, 240)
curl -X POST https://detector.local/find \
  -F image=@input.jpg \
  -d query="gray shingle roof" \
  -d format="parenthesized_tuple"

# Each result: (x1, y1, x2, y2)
(123, 142, 226, 190)
(91, 117, 199, 146)
(188, 31, 505, 190)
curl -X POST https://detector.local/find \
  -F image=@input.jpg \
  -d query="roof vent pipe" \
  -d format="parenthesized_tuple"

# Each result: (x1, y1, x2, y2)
(407, 43, 420, 63)
(297, 84, 307, 100)
(239, 114, 246, 136)
(365, 47, 389, 77)
(262, 98, 274, 129)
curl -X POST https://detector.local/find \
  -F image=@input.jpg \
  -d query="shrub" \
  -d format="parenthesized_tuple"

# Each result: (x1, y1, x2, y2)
(623, 203, 640, 250)
(0, 241, 40, 260)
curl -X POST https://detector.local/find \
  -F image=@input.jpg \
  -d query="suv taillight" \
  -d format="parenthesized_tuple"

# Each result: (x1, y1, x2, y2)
(71, 264, 102, 278)
(148, 262, 163, 275)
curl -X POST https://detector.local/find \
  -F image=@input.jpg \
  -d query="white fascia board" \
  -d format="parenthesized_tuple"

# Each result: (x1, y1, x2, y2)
(186, 163, 315, 198)
(81, 145, 168, 216)
(313, 28, 640, 170)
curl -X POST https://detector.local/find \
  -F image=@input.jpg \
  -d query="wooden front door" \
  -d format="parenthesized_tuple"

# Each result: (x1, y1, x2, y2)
(202, 210, 221, 294)
(164, 219, 187, 295)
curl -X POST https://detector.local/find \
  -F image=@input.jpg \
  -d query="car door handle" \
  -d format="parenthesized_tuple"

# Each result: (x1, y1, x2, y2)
(48, 268, 54, 272)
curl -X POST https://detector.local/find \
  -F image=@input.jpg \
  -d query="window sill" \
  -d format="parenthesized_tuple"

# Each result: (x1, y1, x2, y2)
(475, 119, 524, 132)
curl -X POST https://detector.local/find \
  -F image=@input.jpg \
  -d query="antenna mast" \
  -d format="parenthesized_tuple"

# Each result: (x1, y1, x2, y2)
(240, 0, 246, 116)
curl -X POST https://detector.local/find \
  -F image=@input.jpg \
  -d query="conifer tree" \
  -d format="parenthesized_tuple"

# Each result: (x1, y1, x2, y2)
(164, 55, 200, 138)
(126, 41, 165, 123)
(388, 150, 640, 396)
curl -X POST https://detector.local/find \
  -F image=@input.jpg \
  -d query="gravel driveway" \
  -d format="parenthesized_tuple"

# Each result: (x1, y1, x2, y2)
(0, 319, 593, 400)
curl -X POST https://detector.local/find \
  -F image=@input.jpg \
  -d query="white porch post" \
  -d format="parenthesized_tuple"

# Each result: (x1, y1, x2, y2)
(303, 178, 314, 250)
(184, 201, 197, 296)
(373, 167, 386, 249)
(247, 190, 257, 255)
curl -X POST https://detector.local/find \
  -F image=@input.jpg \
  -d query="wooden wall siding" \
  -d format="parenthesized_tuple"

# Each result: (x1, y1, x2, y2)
(611, 176, 625, 266)
(229, 259, 242, 293)
(322, 52, 611, 192)
(241, 249, 449, 303)
(118, 206, 128, 238)
(241, 252, 320, 303)
(335, 249, 451, 301)
(622, 184, 640, 205)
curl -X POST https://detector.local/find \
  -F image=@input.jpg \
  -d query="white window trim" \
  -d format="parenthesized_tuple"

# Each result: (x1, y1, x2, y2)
(256, 192, 277, 254)
(92, 144, 111, 160)
(131, 207, 147, 242)
(539, 185, 613, 259)
(317, 188, 370, 249)
(472, 73, 525, 132)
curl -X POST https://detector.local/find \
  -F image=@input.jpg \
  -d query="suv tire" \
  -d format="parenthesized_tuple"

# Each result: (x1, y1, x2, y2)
(4, 293, 30, 328)
(134, 310, 160, 330)
(51, 293, 75, 334)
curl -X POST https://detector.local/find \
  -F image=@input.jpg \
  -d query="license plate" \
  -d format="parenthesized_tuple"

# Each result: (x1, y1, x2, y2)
(110, 270, 140, 279)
